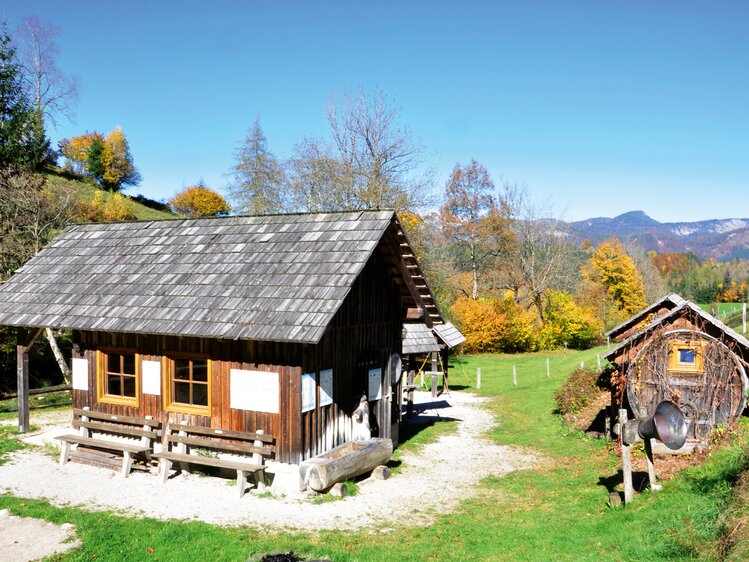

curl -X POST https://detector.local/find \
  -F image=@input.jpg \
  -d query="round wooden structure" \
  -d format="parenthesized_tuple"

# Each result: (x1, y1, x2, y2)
(627, 329, 748, 440)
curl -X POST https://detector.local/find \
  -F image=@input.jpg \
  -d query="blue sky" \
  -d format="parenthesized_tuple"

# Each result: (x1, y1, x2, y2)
(2, 1, 747, 222)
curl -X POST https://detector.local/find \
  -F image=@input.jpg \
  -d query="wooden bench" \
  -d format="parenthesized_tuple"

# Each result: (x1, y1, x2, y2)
(55, 407, 160, 478)
(153, 422, 275, 498)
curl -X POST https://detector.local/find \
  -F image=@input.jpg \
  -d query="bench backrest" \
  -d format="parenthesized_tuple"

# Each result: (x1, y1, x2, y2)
(164, 423, 275, 459)
(73, 408, 160, 441)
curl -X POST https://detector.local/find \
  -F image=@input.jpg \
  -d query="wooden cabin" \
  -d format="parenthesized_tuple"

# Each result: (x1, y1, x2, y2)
(604, 296, 749, 443)
(0, 210, 444, 488)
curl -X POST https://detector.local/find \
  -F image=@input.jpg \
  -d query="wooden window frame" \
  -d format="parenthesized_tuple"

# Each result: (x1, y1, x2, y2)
(96, 347, 140, 407)
(163, 352, 212, 416)
(668, 339, 705, 374)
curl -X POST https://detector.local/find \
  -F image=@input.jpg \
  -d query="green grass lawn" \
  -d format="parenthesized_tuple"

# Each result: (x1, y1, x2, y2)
(0, 347, 747, 560)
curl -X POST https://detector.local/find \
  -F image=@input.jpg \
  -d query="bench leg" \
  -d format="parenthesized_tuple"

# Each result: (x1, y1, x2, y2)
(254, 469, 266, 491)
(160, 459, 172, 484)
(121, 451, 133, 478)
(237, 470, 247, 499)
(59, 441, 71, 466)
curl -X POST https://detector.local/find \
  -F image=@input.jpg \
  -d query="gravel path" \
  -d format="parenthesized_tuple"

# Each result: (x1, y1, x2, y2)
(0, 391, 538, 532)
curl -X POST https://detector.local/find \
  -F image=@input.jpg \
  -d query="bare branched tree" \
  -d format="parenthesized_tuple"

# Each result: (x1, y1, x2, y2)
(440, 160, 514, 299)
(622, 240, 667, 304)
(288, 89, 432, 213)
(0, 168, 80, 382)
(494, 184, 583, 320)
(14, 16, 79, 128)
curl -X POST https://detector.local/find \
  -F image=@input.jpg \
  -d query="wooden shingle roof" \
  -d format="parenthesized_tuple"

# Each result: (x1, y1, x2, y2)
(402, 323, 440, 355)
(603, 300, 749, 362)
(0, 210, 429, 344)
(433, 322, 466, 348)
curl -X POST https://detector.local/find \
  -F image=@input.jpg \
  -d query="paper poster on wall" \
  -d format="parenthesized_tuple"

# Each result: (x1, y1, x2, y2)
(142, 360, 161, 396)
(368, 368, 382, 401)
(319, 369, 333, 407)
(230, 369, 279, 413)
(72, 358, 88, 391)
(301, 372, 316, 413)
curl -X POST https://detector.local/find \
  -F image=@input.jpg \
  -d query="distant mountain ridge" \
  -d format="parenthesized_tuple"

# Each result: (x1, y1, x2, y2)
(563, 211, 749, 260)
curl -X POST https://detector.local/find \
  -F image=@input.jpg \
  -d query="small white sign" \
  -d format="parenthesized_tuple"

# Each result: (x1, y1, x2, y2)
(230, 369, 279, 413)
(368, 368, 382, 401)
(72, 358, 88, 391)
(142, 360, 161, 396)
(319, 369, 333, 407)
(301, 373, 316, 413)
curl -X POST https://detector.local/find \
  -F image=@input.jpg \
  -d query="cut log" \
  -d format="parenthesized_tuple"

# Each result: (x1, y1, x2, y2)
(372, 465, 390, 480)
(299, 438, 393, 492)
(330, 482, 347, 497)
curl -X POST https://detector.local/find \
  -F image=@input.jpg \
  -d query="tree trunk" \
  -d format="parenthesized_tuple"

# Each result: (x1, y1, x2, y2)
(45, 328, 71, 385)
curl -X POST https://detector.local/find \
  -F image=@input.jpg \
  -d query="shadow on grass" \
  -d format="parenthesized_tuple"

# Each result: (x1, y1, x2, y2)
(398, 416, 460, 448)
(598, 469, 652, 494)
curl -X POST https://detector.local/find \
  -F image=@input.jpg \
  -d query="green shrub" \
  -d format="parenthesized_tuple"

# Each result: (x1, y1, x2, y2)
(554, 366, 606, 416)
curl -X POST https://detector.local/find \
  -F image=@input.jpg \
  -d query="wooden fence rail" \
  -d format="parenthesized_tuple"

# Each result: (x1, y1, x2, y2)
(1, 383, 72, 401)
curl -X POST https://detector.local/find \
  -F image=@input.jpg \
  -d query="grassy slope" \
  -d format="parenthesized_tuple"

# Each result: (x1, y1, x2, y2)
(44, 169, 175, 221)
(1, 348, 747, 561)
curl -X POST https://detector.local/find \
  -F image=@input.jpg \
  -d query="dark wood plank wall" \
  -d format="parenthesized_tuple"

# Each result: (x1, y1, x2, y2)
(301, 246, 403, 459)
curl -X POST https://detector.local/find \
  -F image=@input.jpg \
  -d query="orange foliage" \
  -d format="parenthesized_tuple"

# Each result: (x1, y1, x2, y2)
(450, 296, 506, 352)
(652, 252, 691, 276)
(170, 185, 230, 217)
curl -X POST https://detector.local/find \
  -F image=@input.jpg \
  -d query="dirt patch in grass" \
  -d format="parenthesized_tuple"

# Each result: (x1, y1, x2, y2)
(0, 509, 80, 561)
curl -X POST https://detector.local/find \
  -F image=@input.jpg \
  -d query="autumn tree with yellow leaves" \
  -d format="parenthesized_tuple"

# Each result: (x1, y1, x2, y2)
(59, 126, 140, 191)
(581, 239, 647, 326)
(170, 183, 230, 217)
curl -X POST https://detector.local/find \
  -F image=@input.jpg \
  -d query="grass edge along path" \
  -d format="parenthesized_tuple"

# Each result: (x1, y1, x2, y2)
(1, 348, 748, 560)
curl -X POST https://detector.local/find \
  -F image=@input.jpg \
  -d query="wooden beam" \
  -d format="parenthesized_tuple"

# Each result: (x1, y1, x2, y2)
(17, 327, 43, 433)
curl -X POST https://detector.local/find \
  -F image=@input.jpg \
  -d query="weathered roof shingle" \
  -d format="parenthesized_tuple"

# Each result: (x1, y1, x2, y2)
(0, 210, 399, 343)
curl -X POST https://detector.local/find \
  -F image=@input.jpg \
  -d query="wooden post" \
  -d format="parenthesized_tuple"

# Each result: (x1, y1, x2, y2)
(620, 408, 633, 504)
(597, 354, 601, 370)
(431, 351, 439, 394)
(743, 303, 746, 334)
(644, 438, 662, 492)
(476, 368, 481, 389)
(607, 336, 610, 349)
(512, 365, 517, 386)
(406, 369, 415, 418)
(16, 327, 43, 433)
(546, 358, 550, 378)
(580, 361, 584, 369)
(252, 429, 267, 491)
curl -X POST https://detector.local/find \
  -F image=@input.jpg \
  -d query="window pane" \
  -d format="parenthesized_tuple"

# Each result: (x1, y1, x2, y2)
(192, 360, 208, 382)
(107, 353, 121, 374)
(679, 349, 695, 364)
(107, 375, 122, 396)
(174, 382, 190, 404)
(122, 353, 136, 375)
(123, 375, 136, 397)
(174, 359, 190, 380)
(192, 382, 208, 406)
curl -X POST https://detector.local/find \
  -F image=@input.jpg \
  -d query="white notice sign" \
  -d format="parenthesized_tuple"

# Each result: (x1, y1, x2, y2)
(230, 369, 279, 413)
(301, 373, 316, 413)
(319, 369, 333, 407)
(142, 360, 161, 396)
(368, 368, 382, 401)
(72, 358, 88, 391)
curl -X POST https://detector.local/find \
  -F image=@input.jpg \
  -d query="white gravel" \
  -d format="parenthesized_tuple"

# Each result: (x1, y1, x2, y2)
(0, 391, 537, 531)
